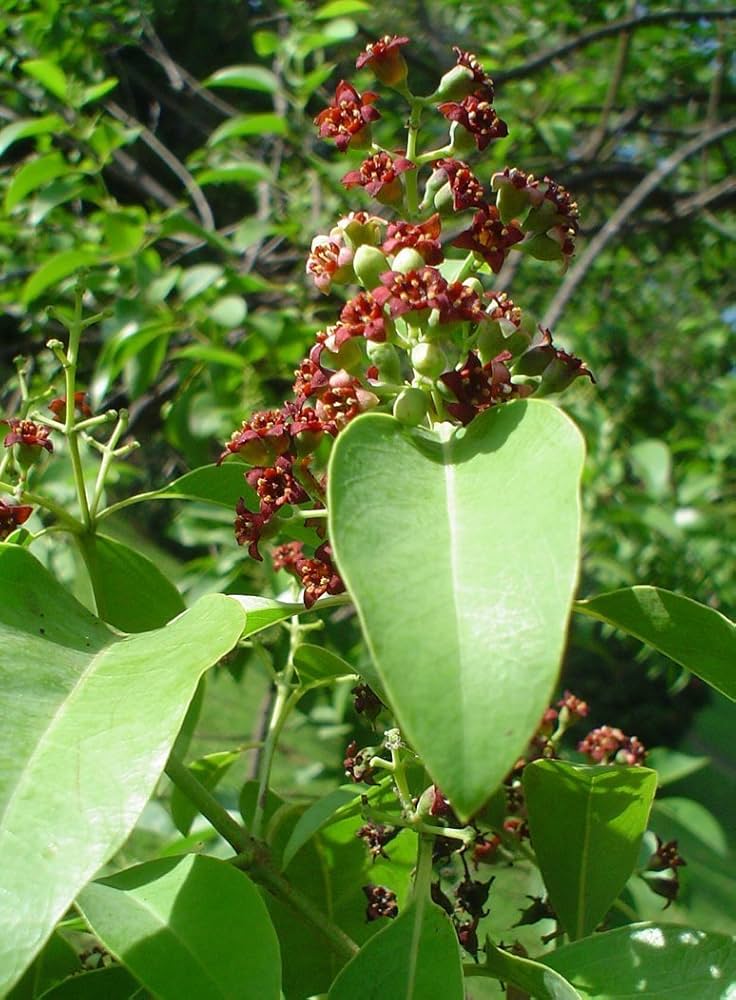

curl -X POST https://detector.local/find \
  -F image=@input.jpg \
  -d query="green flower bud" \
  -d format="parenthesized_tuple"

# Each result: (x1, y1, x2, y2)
(353, 244, 390, 290)
(321, 337, 364, 373)
(366, 340, 402, 383)
(495, 182, 530, 225)
(411, 341, 447, 379)
(393, 386, 428, 425)
(520, 233, 563, 262)
(431, 64, 476, 103)
(391, 247, 426, 274)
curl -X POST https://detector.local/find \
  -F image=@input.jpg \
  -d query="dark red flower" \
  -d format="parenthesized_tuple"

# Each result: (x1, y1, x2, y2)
(357, 822, 399, 859)
(293, 359, 329, 401)
(234, 500, 270, 561)
(295, 541, 345, 608)
(472, 835, 501, 867)
(314, 80, 380, 152)
(452, 47, 495, 97)
(441, 282, 484, 323)
(306, 233, 354, 293)
(440, 351, 530, 425)
(314, 371, 379, 434)
(219, 409, 291, 466)
(352, 683, 384, 721)
(648, 837, 686, 872)
(362, 884, 399, 921)
(438, 94, 508, 151)
(48, 392, 92, 419)
(372, 266, 449, 318)
(382, 214, 443, 265)
(0, 499, 33, 540)
(342, 151, 414, 202)
(432, 159, 485, 211)
(2, 418, 53, 452)
(271, 541, 304, 574)
(456, 877, 493, 920)
(344, 740, 376, 785)
(245, 456, 309, 514)
(514, 328, 594, 392)
(578, 726, 647, 766)
(356, 35, 409, 86)
(456, 919, 479, 958)
(452, 204, 524, 273)
(339, 291, 387, 342)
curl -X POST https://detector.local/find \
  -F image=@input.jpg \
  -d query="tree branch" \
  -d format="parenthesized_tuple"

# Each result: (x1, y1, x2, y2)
(542, 119, 736, 329)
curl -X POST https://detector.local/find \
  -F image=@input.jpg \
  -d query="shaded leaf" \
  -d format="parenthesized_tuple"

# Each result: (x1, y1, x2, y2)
(0, 115, 65, 157)
(328, 401, 584, 820)
(574, 587, 736, 700)
(38, 965, 142, 999)
(523, 760, 657, 939)
(293, 643, 355, 687)
(78, 855, 280, 1000)
(204, 65, 279, 92)
(480, 940, 581, 999)
(170, 749, 243, 836)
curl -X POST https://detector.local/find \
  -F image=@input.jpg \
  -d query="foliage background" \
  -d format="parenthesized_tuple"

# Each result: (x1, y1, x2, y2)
(1, 0, 734, 940)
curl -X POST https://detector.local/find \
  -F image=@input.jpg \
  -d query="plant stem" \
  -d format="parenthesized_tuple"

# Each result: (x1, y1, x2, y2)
(404, 99, 424, 217)
(412, 834, 434, 902)
(62, 287, 91, 530)
(0, 479, 83, 532)
(89, 410, 129, 519)
(165, 754, 251, 853)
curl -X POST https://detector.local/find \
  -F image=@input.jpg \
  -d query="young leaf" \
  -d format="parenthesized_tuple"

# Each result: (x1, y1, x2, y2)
(542, 923, 736, 999)
(6, 153, 74, 213)
(204, 65, 279, 93)
(0, 115, 65, 158)
(77, 855, 281, 999)
(208, 113, 288, 145)
(293, 643, 356, 687)
(479, 941, 581, 999)
(574, 587, 736, 700)
(328, 400, 584, 820)
(0, 544, 245, 995)
(22, 249, 99, 303)
(78, 533, 185, 632)
(328, 901, 464, 1000)
(523, 760, 657, 940)
(20, 59, 68, 100)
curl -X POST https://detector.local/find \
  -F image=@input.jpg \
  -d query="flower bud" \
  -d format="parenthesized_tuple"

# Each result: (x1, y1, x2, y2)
(320, 337, 364, 373)
(411, 341, 447, 378)
(366, 341, 402, 383)
(353, 244, 390, 290)
(520, 233, 564, 263)
(431, 64, 477, 103)
(446, 120, 477, 158)
(393, 387, 428, 425)
(390, 247, 426, 274)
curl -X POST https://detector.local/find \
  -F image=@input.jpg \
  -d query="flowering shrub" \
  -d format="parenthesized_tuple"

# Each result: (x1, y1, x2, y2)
(0, 34, 734, 1000)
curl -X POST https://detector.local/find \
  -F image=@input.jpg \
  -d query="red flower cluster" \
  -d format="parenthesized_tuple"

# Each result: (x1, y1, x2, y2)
(0, 499, 33, 540)
(578, 725, 647, 766)
(440, 351, 532, 425)
(2, 419, 53, 452)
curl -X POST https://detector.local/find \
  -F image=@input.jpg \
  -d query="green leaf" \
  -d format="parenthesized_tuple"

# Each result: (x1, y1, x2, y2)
(170, 749, 243, 836)
(328, 401, 584, 820)
(480, 940, 582, 999)
(315, 0, 370, 16)
(21, 59, 68, 100)
(7, 931, 80, 999)
(178, 264, 223, 301)
(208, 295, 247, 328)
(203, 65, 279, 93)
(328, 901, 464, 1000)
(38, 965, 142, 998)
(574, 587, 736, 700)
(22, 249, 100, 303)
(523, 760, 657, 939)
(652, 796, 728, 856)
(645, 748, 710, 786)
(77, 855, 281, 1000)
(208, 113, 288, 145)
(0, 115, 65, 157)
(6, 153, 73, 213)
(629, 439, 671, 498)
(78, 534, 185, 632)
(543, 923, 736, 999)
(231, 595, 313, 637)
(0, 543, 245, 994)
(293, 643, 356, 687)
(156, 463, 253, 508)
(195, 162, 272, 186)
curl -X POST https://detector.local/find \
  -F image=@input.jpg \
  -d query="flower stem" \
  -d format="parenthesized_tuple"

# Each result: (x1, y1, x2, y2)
(404, 99, 424, 218)
(165, 754, 250, 853)
(60, 286, 91, 530)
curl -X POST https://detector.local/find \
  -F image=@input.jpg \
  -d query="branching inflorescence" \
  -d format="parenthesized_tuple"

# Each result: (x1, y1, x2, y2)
(220, 37, 594, 609)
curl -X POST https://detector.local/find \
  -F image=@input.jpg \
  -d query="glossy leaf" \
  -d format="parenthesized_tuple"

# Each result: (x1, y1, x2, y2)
(328, 401, 584, 820)
(170, 749, 243, 836)
(77, 855, 280, 1000)
(293, 643, 356, 687)
(0, 115, 65, 157)
(574, 586, 736, 700)
(38, 966, 142, 999)
(20, 59, 68, 100)
(195, 162, 272, 186)
(6, 154, 73, 213)
(0, 544, 245, 994)
(204, 64, 279, 92)
(543, 923, 736, 999)
(480, 941, 581, 999)
(523, 760, 657, 939)
(328, 900, 463, 1000)
(7, 932, 80, 999)
(78, 533, 185, 632)
(208, 113, 288, 145)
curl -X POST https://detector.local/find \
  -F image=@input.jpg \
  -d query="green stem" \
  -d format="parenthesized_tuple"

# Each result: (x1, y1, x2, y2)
(89, 410, 129, 519)
(404, 99, 424, 218)
(412, 834, 434, 902)
(0, 480, 83, 532)
(165, 754, 250, 853)
(454, 251, 480, 283)
(63, 287, 91, 530)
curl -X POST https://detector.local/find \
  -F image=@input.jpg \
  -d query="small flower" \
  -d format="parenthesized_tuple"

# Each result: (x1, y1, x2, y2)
(432, 159, 485, 211)
(295, 541, 345, 608)
(557, 690, 589, 721)
(431, 882, 455, 915)
(648, 837, 686, 872)
(452, 47, 495, 97)
(0, 499, 33, 541)
(578, 725, 647, 766)
(219, 409, 291, 465)
(271, 541, 304, 574)
(356, 35, 410, 86)
(342, 151, 414, 204)
(382, 214, 443, 265)
(293, 359, 329, 402)
(372, 266, 449, 318)
(513, 895, 555, 927)
(362, 884, 398, 921)
(352, 683, 384, 721)
(491, 166, 544, 223)
(234, 500, 270, 561)
(452, 204, 524, 273)
(306, 233, 354, 294)
(455, 918, 479, 958)
(2, 418, 53, 452)
(314, 80, 380, 152)
(440, 351, 531, 425)
(472, 835, 501, 867)
(245, 456, 309, 514)
(455, 877, 493, 920)
(339, 291, 388, 342)
(438, 94, 508, 151)
(357, 822, 399, 860)
(441, 282, 484, 324)
(48, 391, 92, 419)
(314, 371, 379, 433)
(428, 785, 452, 818)
(344, 740, 376, 784)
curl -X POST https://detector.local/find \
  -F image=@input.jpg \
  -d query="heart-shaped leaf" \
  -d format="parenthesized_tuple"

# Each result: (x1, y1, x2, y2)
(78, 856, 281, 1000)
(523, 760, 657, 939)
(0, 544, 245, 994)
(328, 401, 584, 819)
